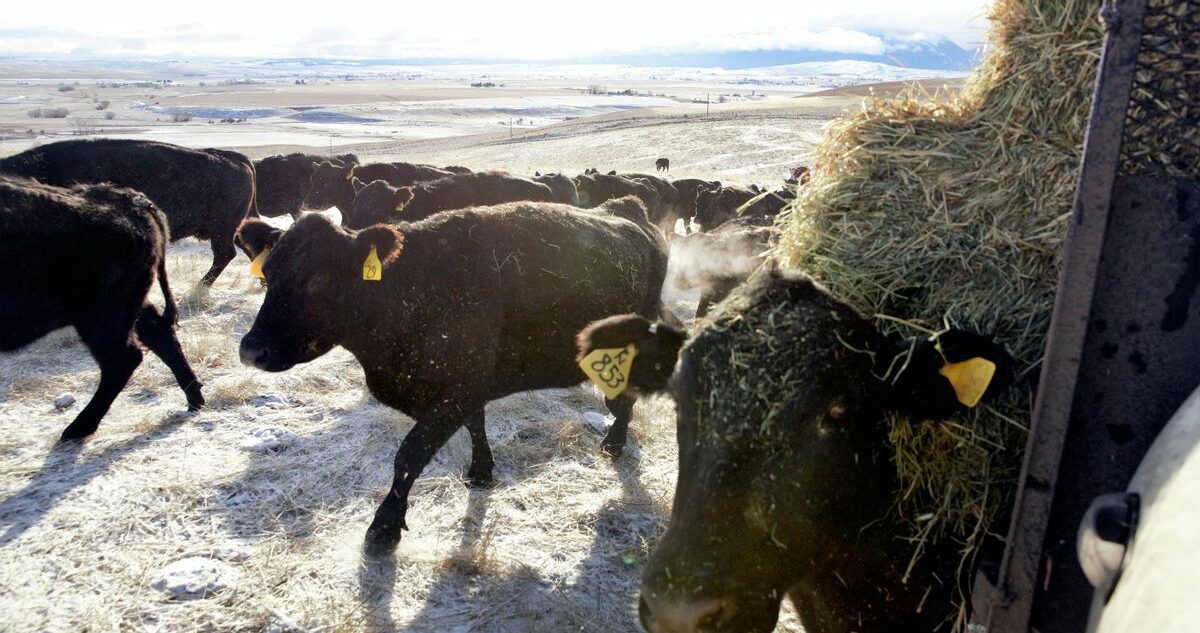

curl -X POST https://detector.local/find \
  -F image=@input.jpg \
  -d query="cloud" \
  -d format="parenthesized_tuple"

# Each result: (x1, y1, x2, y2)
(0, 0, 991, 60)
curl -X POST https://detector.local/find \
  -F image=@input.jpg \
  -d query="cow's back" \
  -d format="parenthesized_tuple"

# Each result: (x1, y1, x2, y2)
(352, 203, 667, 400)
(0, 139, 253, 240)
(0, 176, 163, 349)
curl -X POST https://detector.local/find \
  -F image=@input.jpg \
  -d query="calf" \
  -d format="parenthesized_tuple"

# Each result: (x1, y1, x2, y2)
(0, 175, 204, 440)
(237, 197, 669, 554)
(655, 157, 670, 172)
(254, 153, 356, 219)
(304, 160, 453, 220)
(578, 266, 1013, 633)
(0, 139, 257, 285)
(345, 171, 556, 229)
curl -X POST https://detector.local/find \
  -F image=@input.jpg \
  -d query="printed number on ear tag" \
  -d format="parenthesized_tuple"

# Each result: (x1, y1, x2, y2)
(250, 247, 270, 279)
(579, 344, 638, 400)
(362, 245, 382, 281)
(939, 357, 997, 408)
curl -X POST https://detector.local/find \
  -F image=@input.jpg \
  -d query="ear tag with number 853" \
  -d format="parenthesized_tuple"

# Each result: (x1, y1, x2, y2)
(579, 344, 638, 399)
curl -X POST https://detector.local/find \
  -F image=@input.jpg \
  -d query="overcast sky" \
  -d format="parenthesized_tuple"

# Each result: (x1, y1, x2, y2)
(2, 1, 993, 60)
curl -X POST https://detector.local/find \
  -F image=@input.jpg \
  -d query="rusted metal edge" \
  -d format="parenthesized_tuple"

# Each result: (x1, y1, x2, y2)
(972, 0, 1149, 630)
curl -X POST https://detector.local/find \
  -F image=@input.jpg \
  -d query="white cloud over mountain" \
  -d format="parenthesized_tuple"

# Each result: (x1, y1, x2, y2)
(1, 0, 991, 59)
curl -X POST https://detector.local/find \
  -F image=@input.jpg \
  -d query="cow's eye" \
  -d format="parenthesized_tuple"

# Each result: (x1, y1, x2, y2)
(829, 401, 847, 420)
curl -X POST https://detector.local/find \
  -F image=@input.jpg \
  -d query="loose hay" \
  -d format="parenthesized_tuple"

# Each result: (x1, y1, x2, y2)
(773, 0, 1106, 625)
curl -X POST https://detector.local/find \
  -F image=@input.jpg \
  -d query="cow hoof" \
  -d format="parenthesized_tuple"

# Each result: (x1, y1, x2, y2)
(186, 393, 206, 412)
(59, 426, 96, 442)
(364, 522, 403, 558)
(466, 470, 495, 489)
(600, 441, 626, 459)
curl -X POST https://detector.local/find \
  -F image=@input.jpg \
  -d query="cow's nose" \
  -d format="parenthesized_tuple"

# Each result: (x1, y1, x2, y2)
(639, 592, 728, 633)
(239, 335, 270, 369)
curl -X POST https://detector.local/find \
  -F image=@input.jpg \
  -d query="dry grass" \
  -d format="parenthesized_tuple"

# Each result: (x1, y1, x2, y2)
(772, 0, 1105, 626)
(0, 239, 804, 632)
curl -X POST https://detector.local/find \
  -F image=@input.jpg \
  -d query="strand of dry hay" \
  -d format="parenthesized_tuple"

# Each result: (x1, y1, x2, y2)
(771, 0, 1104, 624)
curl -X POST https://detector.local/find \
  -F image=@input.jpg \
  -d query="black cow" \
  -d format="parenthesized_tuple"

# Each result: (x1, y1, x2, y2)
(0, 175, 204, 440)
(304, 160, 453, 220)
(655, 157, 670, 173)
(578, 266, 1013, 633)
(345, 171, 556, 229)
(532, 172, 580, 206)
(693, 184, 791, 232)
(574, 173, 661, 220)
(236, 197, 669, 554)
(671, 216, 775, 317)
(0, 139, 257, 286)
(442, 165, 473, 174)
(622, 173, 683, 235)
(670, 178, 721, 232)
(254, 153, 356, 219)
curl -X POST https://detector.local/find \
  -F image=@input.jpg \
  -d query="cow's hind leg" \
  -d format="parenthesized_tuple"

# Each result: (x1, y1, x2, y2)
(61, 329, 143, 441)
(199, 235, 236, 287)
(601, 393, 636, 457)
(464, 408, 494, 488)
(135, 303, 204, 410)
(365, 414, 465, 555)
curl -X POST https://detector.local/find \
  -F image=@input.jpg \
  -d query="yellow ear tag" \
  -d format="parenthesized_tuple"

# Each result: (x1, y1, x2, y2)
(250, 247, 269, 279)
(938, 357, 997, 407)
(362, 244, 382, 281)
(394, 200, 406, 213)
(578, 344, 638, 400)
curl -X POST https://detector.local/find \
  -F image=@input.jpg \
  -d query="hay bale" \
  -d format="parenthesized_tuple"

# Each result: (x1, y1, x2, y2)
(771, 0, 1105, 624)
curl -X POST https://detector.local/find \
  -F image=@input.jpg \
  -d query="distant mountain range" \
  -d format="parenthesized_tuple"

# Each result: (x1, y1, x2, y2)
(258, 34, 981, 73)
(565, 36, 980, 72)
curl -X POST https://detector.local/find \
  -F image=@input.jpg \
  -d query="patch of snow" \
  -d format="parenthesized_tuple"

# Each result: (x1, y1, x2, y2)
(151, 557, 237, 600)
(242, 426, 299, 453)
(53, 393, 76, 409)
(582, 411, 614, 433)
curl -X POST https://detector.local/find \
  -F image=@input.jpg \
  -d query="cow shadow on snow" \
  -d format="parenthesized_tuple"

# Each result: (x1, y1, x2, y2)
(372, 446, 662, 632)
(0, 417, 184, 549)
(219, 387, 662, 630)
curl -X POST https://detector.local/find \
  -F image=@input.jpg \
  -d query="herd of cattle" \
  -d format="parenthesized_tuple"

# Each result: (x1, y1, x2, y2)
(0, 138, 1013, 632)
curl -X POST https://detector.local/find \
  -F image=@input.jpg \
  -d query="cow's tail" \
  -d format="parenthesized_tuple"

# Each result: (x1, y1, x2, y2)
(146, 207, 179, 325)
(245, 158, 260, 218)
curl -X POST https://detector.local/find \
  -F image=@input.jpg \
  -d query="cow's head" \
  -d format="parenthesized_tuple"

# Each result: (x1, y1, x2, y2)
(304, 160, 355, 211)
(234, 218, 283, 261)
(693, 186, 748, 232)
(346, 179, 416, 230)
(577, 267, 1012, 633)
(239, 214, 403, 371)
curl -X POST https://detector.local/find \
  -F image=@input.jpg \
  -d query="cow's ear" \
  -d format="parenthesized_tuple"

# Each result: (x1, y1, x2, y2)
(351, 176, 366, 194)
(576, 315, 686, 394)
(336, 153, 359, 166)
(353, 225, 405, 275)
(235, 219, 283, 259)
(394, 186, 415, 211)
(877, 329, 1015, 420)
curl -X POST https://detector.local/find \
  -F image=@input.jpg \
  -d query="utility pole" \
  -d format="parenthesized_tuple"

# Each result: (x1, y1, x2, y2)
(706, 93, 710, 117)
(509, 116, 513, 140)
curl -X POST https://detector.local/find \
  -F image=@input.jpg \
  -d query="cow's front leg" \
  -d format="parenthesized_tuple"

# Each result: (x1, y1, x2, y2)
(365, 414, 464, 556)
